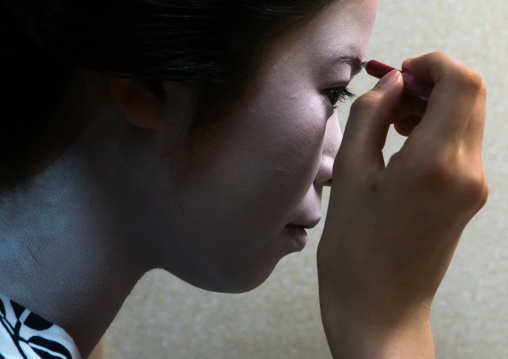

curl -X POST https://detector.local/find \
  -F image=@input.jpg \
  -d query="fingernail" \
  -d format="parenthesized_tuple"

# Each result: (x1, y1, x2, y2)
(374, 69, 401, 88)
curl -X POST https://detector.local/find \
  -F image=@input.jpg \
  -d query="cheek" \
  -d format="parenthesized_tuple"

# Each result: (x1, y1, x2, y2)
(260, 97, 330, 199)
(224, 94, 328, 219)
(324, 113, 342, 155)
(169, 66, 331, 233)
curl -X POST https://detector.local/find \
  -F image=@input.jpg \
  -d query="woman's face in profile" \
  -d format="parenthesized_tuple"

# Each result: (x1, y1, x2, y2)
(159, 0, 377, 292)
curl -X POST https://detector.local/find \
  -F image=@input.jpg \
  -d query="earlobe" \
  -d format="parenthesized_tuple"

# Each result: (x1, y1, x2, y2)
(109, 77, 165, 130)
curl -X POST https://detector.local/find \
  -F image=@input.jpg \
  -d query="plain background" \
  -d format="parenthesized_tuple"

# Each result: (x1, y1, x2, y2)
(95, 0, 508, 357)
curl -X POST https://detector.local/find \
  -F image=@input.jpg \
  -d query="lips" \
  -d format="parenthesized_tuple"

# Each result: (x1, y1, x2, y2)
(284, 214, 321, 252)
(285, 224, 308, 251)
(288, 216, 321, 230)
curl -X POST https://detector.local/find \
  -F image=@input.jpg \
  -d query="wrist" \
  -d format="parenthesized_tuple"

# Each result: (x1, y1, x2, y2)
(320, 293, 435, 359)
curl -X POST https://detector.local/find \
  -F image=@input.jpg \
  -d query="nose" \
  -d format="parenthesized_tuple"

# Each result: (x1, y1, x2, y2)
(314, 116, 342, 186)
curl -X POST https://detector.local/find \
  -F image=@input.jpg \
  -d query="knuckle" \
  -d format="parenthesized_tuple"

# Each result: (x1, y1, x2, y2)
(416, 157, 456, 191)
(462, 170, 489, 209)
(448, 66, 485, 95)
(424, 52, 486, 99)
(428, 51, 450, 64)
(415, 157, 488, 211)
(425, 51, 451, 71)
(479, 181, 489, 208)
(478, 79, 487, 100)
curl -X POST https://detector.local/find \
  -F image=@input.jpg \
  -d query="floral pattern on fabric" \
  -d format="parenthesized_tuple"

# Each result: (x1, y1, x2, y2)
(0, 295, 81, 359)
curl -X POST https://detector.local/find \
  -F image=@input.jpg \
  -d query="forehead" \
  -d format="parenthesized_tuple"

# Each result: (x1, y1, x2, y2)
(267, 0, 377, 65)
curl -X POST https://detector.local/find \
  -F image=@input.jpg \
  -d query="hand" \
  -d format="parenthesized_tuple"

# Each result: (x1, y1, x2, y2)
(317, 52, 488, 358)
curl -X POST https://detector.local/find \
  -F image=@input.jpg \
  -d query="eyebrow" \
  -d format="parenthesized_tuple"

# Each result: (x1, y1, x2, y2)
(337, 55, 364, 77)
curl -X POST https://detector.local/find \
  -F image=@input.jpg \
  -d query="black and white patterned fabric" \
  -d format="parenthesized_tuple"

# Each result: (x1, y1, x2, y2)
(0, 295, 81, 359)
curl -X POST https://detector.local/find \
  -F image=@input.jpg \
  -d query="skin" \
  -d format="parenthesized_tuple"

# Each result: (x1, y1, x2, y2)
(0, 0, 489, 357)
(148, 0, 376, 293)
(0, 0, 377, 356)
(318, 53, 487, 357)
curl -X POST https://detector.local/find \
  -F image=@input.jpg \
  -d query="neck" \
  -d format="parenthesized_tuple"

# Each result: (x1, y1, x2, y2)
(0, 70, 189, 356)
(0, 146, 147, 357)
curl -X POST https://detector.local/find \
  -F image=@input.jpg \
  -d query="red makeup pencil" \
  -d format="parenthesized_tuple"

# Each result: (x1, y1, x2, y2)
(363, 60, 433, 102)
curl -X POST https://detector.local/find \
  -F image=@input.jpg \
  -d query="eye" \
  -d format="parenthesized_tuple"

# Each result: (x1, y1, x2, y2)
(326, 87, 356, 108)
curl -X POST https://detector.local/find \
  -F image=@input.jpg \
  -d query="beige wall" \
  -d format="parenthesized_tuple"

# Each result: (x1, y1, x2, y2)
(99, 1, 508, 358)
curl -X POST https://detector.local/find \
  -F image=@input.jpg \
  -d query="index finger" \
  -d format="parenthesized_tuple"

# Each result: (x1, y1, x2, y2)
(401, 52, 485, 145)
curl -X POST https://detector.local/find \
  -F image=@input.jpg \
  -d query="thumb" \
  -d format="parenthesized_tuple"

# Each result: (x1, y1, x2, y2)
(338, 69, 404, 174)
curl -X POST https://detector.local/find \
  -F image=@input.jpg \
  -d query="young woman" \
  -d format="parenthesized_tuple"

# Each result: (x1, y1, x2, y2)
(0, 0, 487, 357)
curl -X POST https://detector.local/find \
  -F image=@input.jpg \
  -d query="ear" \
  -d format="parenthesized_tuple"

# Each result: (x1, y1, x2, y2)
(109, 77, 165, 129)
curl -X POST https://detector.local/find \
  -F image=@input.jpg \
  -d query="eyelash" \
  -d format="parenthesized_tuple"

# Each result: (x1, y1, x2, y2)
(326, 87, 356, 108)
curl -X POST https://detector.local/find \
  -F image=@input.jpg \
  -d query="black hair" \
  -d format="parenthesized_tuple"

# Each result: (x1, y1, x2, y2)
(0, 0, 335, 189)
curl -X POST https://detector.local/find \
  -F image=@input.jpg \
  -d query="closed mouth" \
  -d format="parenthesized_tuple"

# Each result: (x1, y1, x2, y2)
(284, 224, 308, 251)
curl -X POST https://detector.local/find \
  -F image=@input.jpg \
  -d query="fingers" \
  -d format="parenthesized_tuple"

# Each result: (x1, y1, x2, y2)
(463, 83, 487, 156)
(402, 52, 486, 152)
(395, 53, 487, 220)
(320, 53, 488, 359)
(338, 51, 487, 212)
(338, 69, 404, 173)
(401, 53, 487, 213)
(393, 115, 421, 137)
(392, 96, 427, 136)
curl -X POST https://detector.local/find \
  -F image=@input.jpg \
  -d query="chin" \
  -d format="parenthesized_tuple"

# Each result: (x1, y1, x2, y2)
(219, 255, 289, 293)
(189, 261, 281, 294)
(165, 249, 287, 294)
(203, 270, 274, 294)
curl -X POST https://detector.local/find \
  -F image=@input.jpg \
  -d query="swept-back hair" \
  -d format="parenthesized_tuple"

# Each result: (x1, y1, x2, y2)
(0, 0, 334, 188)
